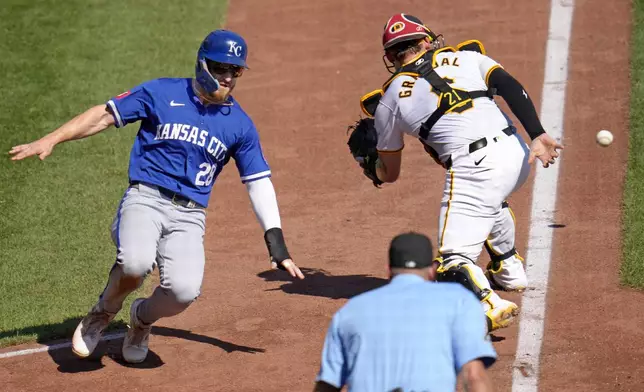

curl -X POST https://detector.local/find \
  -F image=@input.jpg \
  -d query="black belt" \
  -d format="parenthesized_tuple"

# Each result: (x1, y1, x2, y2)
(130, 181, 205, 209)
(468, 126, 516, 154)
(444, 126, 516, 170)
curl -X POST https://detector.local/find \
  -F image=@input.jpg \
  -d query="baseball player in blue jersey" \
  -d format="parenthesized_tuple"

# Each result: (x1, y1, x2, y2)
(314, 232, 495, 392)
(9, 29, 304, 363)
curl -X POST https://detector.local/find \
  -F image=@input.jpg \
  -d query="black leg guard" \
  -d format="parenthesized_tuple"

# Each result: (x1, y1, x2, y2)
(436, 261, 492, 302)
(485, 200, 522, 273)
(485, 246, 519, 273)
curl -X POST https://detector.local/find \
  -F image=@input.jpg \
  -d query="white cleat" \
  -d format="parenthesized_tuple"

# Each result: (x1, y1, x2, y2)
(122, 298, 152, 363)
(71, 306, 116, 358)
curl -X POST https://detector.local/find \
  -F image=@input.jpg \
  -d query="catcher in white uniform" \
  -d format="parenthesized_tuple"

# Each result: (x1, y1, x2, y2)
(347, 13, 563, 331)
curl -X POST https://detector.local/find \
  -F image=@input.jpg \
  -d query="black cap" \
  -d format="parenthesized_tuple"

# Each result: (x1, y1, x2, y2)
(389, 232, 434, 269)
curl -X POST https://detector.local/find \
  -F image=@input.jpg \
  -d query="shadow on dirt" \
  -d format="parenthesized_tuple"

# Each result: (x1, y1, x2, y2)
(48, 324, 266, 373)
(0, 317, 127, 347)
(257, 267, 388, 299)
(1, 318, 265, 374)
(151, 326, 265, 354)
(48, 335, 165, 373)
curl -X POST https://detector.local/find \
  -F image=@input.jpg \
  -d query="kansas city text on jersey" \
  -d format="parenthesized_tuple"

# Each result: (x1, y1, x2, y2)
(154, 123, 228, 161)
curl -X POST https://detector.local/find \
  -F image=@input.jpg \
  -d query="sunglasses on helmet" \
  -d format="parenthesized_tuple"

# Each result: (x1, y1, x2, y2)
(206, 60, 244, 78)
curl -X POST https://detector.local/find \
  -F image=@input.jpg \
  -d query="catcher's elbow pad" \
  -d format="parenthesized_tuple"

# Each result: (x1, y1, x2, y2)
(264, 227, 291, 269)
(436, 261, 491, 302)
(359, 89, 384, 117)
(456, 39, 486, 55)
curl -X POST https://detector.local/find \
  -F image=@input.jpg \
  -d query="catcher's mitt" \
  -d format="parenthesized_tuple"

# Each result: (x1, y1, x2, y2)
(347, 118, 384, 187)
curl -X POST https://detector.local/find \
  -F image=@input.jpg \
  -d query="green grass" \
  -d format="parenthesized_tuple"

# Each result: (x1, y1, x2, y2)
(622, 0, 644, 288)
(0, 0, 228, 346)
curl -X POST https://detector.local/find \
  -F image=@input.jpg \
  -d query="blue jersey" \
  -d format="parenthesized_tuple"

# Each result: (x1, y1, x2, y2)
(316, 275, 496, 391)
(106, 78, 271, 207)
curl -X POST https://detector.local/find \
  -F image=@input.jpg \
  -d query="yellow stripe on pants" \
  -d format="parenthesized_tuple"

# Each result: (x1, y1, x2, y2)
(439, 170, 455, 253)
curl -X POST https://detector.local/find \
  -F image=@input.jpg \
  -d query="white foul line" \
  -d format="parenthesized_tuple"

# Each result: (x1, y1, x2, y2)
(0, 332, 125, 359)
(512, 0, 575, 391)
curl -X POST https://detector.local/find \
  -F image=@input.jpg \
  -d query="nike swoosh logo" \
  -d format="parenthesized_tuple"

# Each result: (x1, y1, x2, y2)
(170, 100, 185, 107)
(475, 156, 487, 166)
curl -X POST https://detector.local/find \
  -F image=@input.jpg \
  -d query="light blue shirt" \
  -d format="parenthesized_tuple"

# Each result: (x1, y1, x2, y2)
(316, 274, 496, 392)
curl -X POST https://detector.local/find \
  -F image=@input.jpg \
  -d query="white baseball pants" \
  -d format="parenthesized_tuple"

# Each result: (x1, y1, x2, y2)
(438, 131, 531, 303)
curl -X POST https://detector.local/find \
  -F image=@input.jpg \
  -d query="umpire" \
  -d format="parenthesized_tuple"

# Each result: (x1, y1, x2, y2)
(313, 232, 496, 392)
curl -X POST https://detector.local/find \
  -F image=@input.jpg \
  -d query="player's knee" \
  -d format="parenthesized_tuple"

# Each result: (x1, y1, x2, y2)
(437, 255, 491, 301)
(440, 253, 475, 270)
(116, 248, 155, 278)
(166, 282, 201, 306)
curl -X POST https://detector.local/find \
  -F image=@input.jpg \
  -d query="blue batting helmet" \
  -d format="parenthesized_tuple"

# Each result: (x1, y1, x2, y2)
(195, 29, 249, 94)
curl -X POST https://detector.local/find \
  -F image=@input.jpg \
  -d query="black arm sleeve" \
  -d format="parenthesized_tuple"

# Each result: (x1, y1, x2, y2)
(487, 67, 546, 140)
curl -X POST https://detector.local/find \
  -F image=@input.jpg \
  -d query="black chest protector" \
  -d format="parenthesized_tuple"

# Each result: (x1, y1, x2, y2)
(360, 41, 495, 140)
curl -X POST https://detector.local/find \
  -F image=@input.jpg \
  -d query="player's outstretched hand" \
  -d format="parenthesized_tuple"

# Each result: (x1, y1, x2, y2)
(528, 133, 563, 168)
(272, 259, 305, 280)
(9, 138, 55, 161)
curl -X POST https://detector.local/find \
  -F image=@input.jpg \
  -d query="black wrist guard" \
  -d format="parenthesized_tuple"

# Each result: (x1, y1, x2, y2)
(264, 227, 291, 269)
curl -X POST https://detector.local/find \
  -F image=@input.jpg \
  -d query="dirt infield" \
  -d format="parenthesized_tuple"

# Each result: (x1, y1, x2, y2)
(0, 0, 640, 391)
(539, 1, 644, 391)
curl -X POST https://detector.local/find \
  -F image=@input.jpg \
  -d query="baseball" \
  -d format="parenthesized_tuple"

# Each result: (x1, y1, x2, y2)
(596, 130, 614, 147)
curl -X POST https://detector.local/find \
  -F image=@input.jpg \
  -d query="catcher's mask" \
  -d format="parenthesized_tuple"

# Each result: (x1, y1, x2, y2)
(381, 13, 444, 73)
(196, 29, 249, 94)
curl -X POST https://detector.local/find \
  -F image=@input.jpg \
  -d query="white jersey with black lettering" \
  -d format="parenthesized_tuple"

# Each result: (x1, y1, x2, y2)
(372, 47, 533, 307)
(375, 49, 511, 163)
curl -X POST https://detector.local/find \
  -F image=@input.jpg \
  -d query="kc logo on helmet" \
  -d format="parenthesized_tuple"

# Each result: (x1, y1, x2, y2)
(228, 41, 242, 57)
(390, 22, 405, 33)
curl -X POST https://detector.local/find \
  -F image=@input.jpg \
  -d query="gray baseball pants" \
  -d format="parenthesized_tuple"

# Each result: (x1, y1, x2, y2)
(95, 182, 206, 325)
